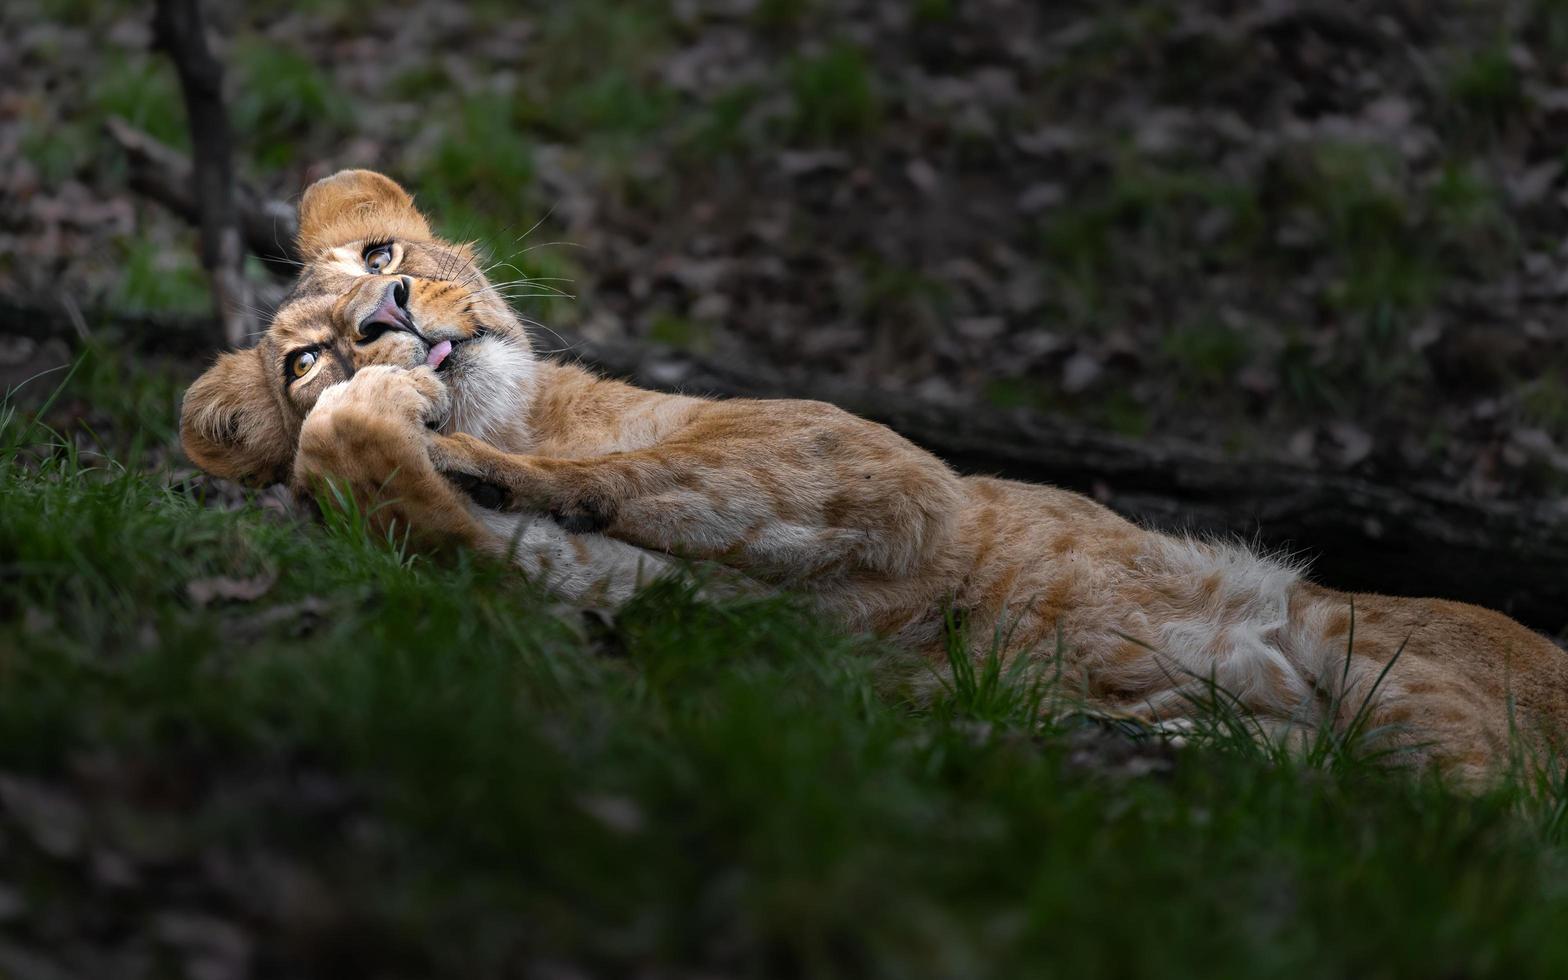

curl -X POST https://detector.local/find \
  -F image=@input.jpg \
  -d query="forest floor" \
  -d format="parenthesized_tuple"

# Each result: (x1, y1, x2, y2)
(5, 0, 1568, 976)
(9, 0, 1568, 495)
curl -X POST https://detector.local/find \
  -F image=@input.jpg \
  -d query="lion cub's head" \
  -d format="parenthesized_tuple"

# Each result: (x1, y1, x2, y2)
(180, 169, 536, 486)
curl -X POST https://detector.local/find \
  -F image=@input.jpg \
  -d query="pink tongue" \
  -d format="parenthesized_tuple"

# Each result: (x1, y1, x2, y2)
(425, 339, 453, 369)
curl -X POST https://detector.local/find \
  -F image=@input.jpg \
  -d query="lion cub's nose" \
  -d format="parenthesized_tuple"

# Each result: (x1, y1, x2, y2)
(358, 276, 416, 340)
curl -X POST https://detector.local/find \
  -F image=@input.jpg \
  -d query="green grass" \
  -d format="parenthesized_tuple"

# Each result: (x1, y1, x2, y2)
(231, 39, 355, 170)
(1519, 370, 1568, 439)
(90, 53, 190, 152)
(1162, 316, 1255, 389)
(409, 94, 582, 325)
(1038, 157, 1262, 325)
(5, 353, 1568, 975)
(1531, 0, 1568, 60)
(1029, 140, 1513, 416)
(752, 0, 817, 29)
(679, 83, 767, 160)
(18, 112, 93, 185)
(1446, 40, 1527, 129)
(647, 312, 712, 352)
(912, 0, 956, 24)
(553, 70, 678, 146)
(787, 44, 883, 144)
(107, 236, 212, 316)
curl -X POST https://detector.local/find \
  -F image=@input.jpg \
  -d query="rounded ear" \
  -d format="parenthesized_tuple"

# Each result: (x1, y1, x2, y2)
(296, 169, 432, 257)
(180, 347, 294, 487)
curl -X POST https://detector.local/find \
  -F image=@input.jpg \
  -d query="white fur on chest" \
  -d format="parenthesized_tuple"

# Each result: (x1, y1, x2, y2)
(445, 336, 539, 451)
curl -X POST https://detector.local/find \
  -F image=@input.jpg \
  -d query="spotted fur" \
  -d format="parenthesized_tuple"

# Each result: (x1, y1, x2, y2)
(181, 170, 1568, 783)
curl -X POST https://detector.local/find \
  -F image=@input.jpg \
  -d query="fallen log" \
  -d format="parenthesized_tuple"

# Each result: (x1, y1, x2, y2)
(0, 299, 217, 356)
(9, 298, 1568, 634)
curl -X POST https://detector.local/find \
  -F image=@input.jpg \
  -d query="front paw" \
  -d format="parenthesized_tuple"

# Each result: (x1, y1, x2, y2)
(443, 470, 509, 510)
(428, 432, 548, 511)
(299, 375, 434, 484)
(427, 433, 608, 529)
(404, 366, 452, 431)
(314, 364, 450, 433)
(426, 431, 494, 477)
(551, 494, 615, 534)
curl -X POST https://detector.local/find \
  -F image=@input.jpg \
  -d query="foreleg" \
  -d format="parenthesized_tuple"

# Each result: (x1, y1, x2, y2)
(427, 400, 964, 583)
(293, 366, 696, 604)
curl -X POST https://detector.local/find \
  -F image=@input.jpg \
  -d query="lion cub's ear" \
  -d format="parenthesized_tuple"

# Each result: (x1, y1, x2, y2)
(180, 347, 294, 487)
(296, 169, 432, 258)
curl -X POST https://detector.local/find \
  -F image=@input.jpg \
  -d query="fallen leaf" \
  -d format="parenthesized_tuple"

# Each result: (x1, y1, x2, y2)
(187, 572, 276, 607)
(1061, 351, 1103, 393)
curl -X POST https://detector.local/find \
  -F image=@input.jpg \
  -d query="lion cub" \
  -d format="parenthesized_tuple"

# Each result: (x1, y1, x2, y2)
(182, 170, 1567, 781)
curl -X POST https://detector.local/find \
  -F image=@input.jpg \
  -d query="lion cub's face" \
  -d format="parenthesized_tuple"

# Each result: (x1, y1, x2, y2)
(180, 170, 535, 486)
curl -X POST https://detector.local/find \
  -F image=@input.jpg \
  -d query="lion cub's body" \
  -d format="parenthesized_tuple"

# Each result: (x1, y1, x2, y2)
(182, 170, 1567, 783)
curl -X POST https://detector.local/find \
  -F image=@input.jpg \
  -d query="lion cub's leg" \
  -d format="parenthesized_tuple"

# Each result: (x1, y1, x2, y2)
(426, 403, 963, 584)
(464, 508, 706, 606)
(293, 367, 696, 605)
(1297, 591, 1568, 782)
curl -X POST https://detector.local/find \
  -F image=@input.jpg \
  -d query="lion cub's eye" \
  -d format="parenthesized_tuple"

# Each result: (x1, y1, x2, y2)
(364, 244, 395, 274)
(287, 349, 318, 382)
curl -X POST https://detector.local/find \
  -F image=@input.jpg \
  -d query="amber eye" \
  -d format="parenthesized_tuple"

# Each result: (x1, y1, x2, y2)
(288, 349, 318, 381)
(364, 244, 395, 273)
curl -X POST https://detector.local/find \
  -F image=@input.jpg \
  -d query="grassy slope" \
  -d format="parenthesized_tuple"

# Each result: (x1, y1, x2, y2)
(2, 355, 1568, 978)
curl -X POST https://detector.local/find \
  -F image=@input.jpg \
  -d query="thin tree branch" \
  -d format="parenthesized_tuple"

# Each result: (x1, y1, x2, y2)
(151, 0, 255, 347)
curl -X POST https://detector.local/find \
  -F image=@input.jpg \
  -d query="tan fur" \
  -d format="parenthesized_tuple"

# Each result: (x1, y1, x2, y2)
(295, 170, 433, 258)
(181, 170, 1568, 783)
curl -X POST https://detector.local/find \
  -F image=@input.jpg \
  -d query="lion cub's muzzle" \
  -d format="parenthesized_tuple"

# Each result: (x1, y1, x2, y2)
(339, 275, 488, 376)
(353, 276, 419, 346)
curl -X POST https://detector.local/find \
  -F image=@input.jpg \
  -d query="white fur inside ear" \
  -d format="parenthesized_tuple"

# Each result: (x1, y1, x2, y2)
(326, 246, 368, 278)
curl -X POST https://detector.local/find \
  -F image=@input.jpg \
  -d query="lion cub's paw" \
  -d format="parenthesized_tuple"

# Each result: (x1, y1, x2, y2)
(428, 432, 513, 510)
(297, 366, 451, 483)
(316, 364, 450, 430)
(427, 434, 602, 526)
